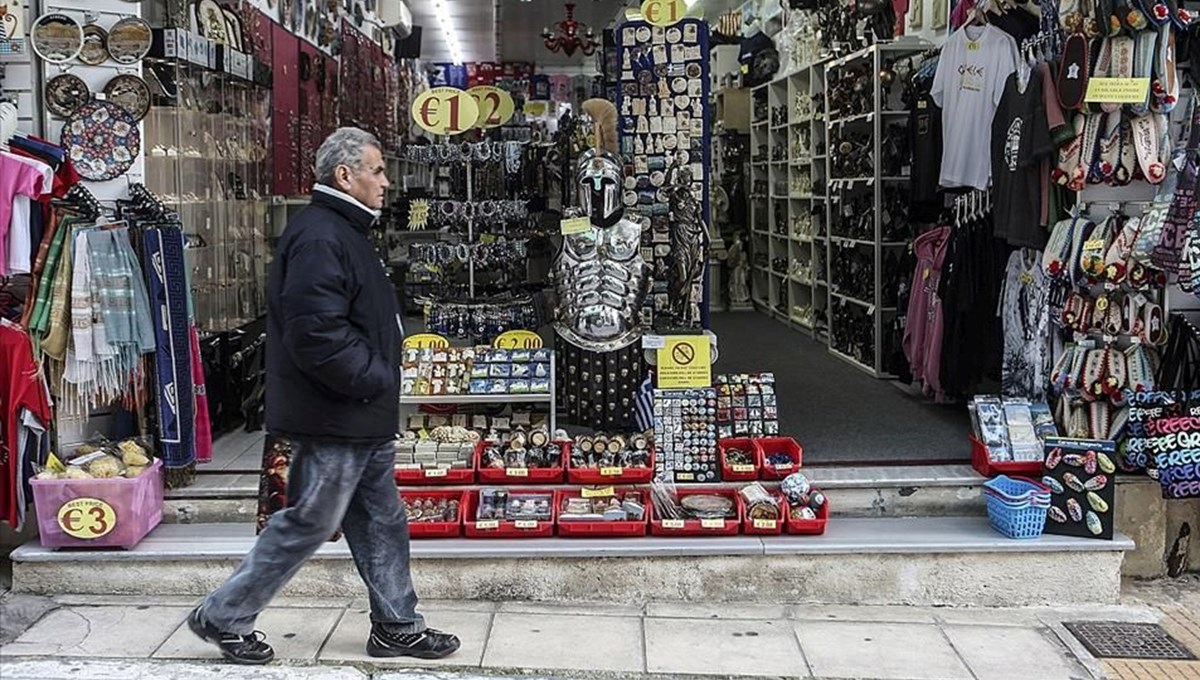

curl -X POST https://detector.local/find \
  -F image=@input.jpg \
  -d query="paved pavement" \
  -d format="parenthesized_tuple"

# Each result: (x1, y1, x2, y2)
(0, 580, 1198, 679)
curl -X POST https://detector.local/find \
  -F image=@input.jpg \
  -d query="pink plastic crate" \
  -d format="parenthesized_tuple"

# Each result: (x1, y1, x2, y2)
(31, 459, 164, 549)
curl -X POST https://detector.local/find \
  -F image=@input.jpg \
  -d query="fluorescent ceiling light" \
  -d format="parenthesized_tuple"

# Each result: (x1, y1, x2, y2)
(430, 0, 463, 63)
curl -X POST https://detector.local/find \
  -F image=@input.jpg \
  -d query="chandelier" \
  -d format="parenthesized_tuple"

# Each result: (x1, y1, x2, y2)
(541, 3, 599, 57)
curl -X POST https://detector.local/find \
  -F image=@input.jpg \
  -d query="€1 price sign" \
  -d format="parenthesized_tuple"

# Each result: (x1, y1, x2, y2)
(641, 0, 687, 26)
(403, 333, 450, 350)
(411, 87, 479, 136)
(57, 498, 117, 539)
(468, 86, 516, 129)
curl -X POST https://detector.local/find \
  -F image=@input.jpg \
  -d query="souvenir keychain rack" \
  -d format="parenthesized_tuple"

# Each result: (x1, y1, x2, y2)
(399, 354, 557, 435)
(822, 40, 929, 378)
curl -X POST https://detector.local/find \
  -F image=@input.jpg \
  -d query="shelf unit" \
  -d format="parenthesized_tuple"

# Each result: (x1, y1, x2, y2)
(822, 41, 929, 378)
(748, 59, 829, 338)
(400, 358, 557, 434)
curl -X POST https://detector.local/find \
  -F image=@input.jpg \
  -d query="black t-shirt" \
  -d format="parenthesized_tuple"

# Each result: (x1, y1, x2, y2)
(990, 8, 1040, 43)
(991, 69, 1052, 250)
(909, 92, 943, 224)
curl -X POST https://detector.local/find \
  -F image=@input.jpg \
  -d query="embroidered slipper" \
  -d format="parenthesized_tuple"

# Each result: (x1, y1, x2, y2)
(1105, 347, 1128, 400)
(1069, 345, 1091, 390)
(1081, 216, 1116, 278)
(1053, 344, 1080, 390)
(1125, 341, 1156, 392)
(1081, 113, 1107, 184)
(1104, 37, 1135, 114)
(1150, 25, 1179, 113)
(1069, 219, 1098, 282)
(1165, 0, 1198, 29)
(1109, 405, 1130, 439)
(1088, 401, 1113, 439)
(1054, 114, 1087, 187)
(1115, 117, 1136, 185)
(1105, 295, 1125, 335)
(1099, 0, 1118, 34)
(1121, 291, 1137, 334)
(1135, 0, 1172, 26)
(1045, 218, 1077, 276)
(1058, 34, 1092, 111)
(1119, 0, 1151, 30)
(1084, 348, 1109, 401)
(1130, 30, 1158, 116)
(1096, 113, 1122, 183)
(1131, 114, 1167, 183)
(1142, 301, 1168, 345)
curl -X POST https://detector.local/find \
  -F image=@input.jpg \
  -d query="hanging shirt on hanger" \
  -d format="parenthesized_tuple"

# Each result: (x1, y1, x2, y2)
(5, 154, 53, 275)
(992, 67, 1053, 249)
(931, 23, 1019, 190)
(998, 249, 1051, 400)
(0, 319, 53, 529)
(0, 152, 47, 277)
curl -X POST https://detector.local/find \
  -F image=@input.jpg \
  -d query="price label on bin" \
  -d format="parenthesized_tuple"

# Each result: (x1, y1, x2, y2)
(507, 467, 529, 477)
(700, 518, 726, 529)
(475, 520, 499, 530)
(514, 520, 539, 530)
(57, 498, 117, 539)
(600, 466, 624, 477)
(731, 464, 755, 473)
(661, 519, 686, 529)
(424, 469, 448, 478)
(753, 518, 777, 530)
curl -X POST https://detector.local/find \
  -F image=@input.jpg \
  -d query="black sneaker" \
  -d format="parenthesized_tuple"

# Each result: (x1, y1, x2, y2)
(187, 607, 275, 665)
(366, 623, 461, 659)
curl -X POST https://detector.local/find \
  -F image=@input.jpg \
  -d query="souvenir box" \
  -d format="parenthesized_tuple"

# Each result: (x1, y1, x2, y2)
(400, 489, 467, 538)
(31, 459, 164, 550)
(719, 438, 763, 481)
(475, 440, 567, 484)
(554, 488, 648, 538)
(784, 497, 830, 536)
(741, 491, 787, 536)
(567, 434, 656, 485)
(649, 487, 742, 537)
(757, 437, 803, 480)
(463, 488, 556, 538)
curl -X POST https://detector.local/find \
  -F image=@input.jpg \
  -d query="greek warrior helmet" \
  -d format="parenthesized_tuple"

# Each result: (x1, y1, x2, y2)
(577, 98, 623, 228)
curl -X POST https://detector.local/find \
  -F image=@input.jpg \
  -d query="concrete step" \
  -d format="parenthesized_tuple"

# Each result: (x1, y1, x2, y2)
(10, 517, 1132, 608)
(163, 464, 990, 524)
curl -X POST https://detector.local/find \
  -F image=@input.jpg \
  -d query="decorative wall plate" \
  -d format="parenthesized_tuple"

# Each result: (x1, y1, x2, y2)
(196, 0, 228, 42)
(107, 16, 152, 64)
(78, 23, 109, 65)
(222, 7, 244, 50)
(61, 100, 141, 181)
(103, 73, 151, 121)
(30, 12, 83, 64)
(666, 27, 682, 43)
(45, 72, 91, 118)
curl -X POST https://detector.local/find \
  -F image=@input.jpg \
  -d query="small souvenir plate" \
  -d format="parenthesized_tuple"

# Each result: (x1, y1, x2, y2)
(223, 6, 245, 51)
(196, 0, 229, 43)
(686, 62, 702, 79)
(667, 27, 682, 43)
(107, 16, 152, 64)
(45, 72, 90, 118)
(635, 25, 651, 42)
(31, 12, 83, 64)
(103, 73, 151, 121)
(674, 93, 690, 109)
(671, 77, 687, 93)
(61, 100, 141, 182)
(662, 134, 678, 150)
(78, 24, 109, 65)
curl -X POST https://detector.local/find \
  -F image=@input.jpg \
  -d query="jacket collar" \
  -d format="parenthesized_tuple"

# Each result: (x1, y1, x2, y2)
(311, 184, 380, 233)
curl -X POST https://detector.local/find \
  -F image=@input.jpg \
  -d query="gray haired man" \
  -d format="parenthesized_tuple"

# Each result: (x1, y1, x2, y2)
(187, 127, 460, 664)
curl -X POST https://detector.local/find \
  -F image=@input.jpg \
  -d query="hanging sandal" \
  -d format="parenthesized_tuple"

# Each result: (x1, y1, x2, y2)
(1088, 401, 1113, 439)
(1081, 215, 1116, 280)
(1105, 347, 1128, 402)
(1058, 34, 1092, 111)
(1131, 114, 1167, 184)
(1142, 301, 1168, 345)
(1150, 25, 1179, 113)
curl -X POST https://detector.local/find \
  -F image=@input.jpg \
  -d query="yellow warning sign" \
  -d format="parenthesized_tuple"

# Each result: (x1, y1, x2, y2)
(656, 336, 711, 389)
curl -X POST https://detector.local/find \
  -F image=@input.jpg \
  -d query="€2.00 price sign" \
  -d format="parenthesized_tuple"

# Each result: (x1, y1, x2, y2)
(411, 87, 479, 136)
(467, 86, 516, 129)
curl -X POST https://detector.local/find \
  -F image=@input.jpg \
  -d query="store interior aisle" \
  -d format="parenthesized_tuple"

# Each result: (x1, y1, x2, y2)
(710, 312, 968, 464)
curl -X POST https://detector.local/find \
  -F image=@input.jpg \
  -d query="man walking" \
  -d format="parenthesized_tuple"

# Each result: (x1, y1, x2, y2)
(188, 127, 459, 664)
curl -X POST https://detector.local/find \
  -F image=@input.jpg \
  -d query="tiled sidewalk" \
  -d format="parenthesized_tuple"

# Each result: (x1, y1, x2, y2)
(0, 595, 1152, 679)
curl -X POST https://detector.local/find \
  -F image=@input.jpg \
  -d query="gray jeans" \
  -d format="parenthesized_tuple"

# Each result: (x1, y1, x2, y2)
(201, 437, 426, 636)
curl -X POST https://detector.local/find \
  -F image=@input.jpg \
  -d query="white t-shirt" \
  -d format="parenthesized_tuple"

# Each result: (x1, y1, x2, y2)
(6, 154, 52, 275)
(931, 24, 1018, 190)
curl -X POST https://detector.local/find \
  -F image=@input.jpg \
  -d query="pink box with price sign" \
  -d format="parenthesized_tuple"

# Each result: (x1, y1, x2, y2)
(31, 459, 164, 550)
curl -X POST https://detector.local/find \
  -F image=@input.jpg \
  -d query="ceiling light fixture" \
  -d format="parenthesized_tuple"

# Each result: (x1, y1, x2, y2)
(431, 0, 463, 64)
(541, 3, 599, 57)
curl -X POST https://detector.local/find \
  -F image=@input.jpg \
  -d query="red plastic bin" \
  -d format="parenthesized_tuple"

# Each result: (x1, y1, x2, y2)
(741, 492, 787, 535)
(969, 436, 1044, 477)
(567, 447, 656, 485)
(31, 459, 164, 550)
(785, 497, 831, 535)
(554, 488, 648, 537)
(463, 488, 557, 538)
(650, 487, 743, 537)
(394, 462, 475, 486)
(719, 438, 763, 481)
(476, 440, 567, 484)
(758, 437, 803, 480)
(399, 489, 467, 538)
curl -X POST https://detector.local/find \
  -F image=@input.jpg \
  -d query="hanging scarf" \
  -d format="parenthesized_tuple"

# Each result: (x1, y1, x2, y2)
(143, 225, 197, 480)
(40, 222, 75, 360)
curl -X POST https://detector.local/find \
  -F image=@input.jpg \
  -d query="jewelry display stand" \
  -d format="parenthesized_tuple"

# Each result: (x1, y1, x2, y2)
(823, 41, 928, 378)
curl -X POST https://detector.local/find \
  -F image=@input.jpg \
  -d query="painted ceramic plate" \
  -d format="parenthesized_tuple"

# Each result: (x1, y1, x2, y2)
(686, 62, 702, 79)
(61, 100, 141, 181)
(635, 26, 651, 43)
(30, 12, 83, 64)
(107, 17, 152, 64)
(667, 27, 682, 43)
(196, 0, 229, 43)
(45, 72, 90, 118)
(103, 73, 151, 121)
(222, 7, 244, 50)
(671, 77, 687, 93)
(78, 24, 109, 65)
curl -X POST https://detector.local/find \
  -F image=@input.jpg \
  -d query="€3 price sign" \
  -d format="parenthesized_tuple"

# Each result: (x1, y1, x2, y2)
(467, 86, 516, 129)
(641, 0, 687, 26)
(411, 87, 479, 136)
(57, 498, 117, 539)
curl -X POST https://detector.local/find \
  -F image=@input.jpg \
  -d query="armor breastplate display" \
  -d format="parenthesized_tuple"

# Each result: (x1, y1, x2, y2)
(554, 218, 649, 353)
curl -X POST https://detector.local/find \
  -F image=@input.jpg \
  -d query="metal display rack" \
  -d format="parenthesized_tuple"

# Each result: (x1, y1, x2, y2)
(399, 356, 557, 434)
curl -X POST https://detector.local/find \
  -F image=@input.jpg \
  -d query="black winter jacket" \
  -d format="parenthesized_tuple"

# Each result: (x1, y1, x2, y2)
(265, 188, 401, 442)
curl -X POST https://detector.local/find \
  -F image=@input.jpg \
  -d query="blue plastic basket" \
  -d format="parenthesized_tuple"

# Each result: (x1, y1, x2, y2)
(983, 475, 1050, 539)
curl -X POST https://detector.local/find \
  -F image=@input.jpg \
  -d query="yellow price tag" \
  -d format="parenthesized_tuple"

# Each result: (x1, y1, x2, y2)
(561, 216, 592, 235)
(1085, 77, 1151, 104)
(772, 462, 794, 471)
(467, 86, 516, 129)
(731, 464, 756, 474)
(514, 520, 539, 529)
(753, 518, 778, 530)
(507, 467, 529, 477)
(493, 330, 543, 350)
(641, 0, 687, 25)
(1084, 239, 1106, 250)
(425, 468, 448, 478)
(411, 87, 480, 136)
(656, 336, 712, 389)
(475, 520, 499, 530)
(403, 333, 450, 350)
(581, 486, 616, 498)
(676, 472, 695, 482)
(661, 519, 686, 529)
(57, 498, 117, 539)
(600, 466, 624, 477)
(700, 518, 726, 529)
